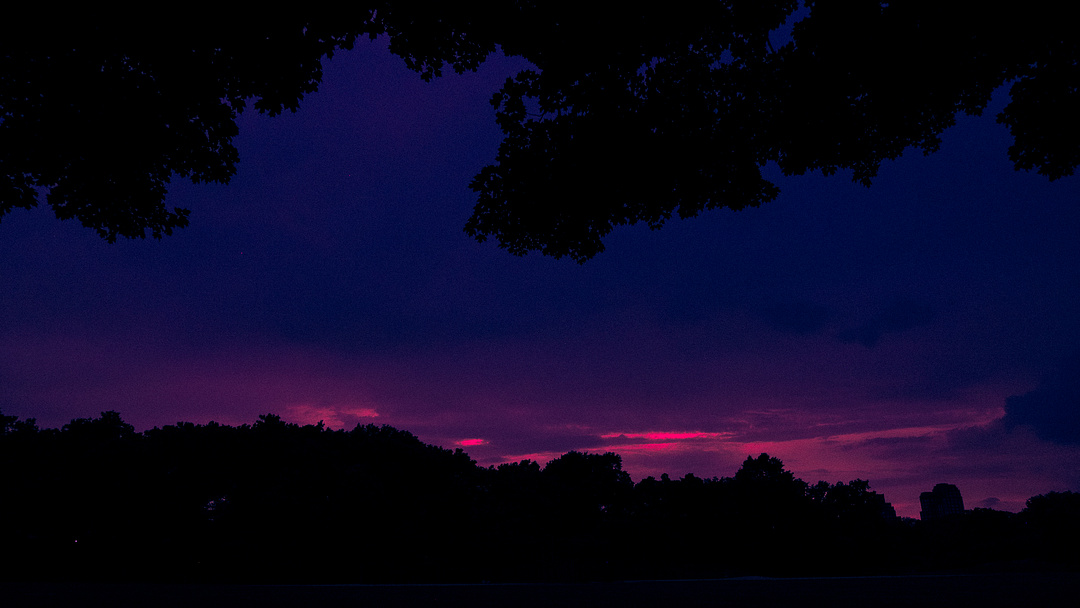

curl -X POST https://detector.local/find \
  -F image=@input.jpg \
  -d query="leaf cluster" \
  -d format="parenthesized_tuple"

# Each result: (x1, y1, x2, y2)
(0, 8, 491, 240)
(4, 5, 1078, 259)
(469, 1, 1080, 260)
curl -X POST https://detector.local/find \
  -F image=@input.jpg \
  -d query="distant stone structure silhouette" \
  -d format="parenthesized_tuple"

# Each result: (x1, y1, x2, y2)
(920, 483, 965, 521)
(873, 493, 898, 519)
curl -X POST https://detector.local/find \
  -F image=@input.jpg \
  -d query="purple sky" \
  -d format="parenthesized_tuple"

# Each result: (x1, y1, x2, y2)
(3, 38, 1079, 518)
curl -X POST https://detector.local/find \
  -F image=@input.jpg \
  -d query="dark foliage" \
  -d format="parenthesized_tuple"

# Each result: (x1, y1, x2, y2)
(4, 4, 1078, 260)
(468, 2, 1080, 260)
(1021, 491, 1080, 566)
(0, 8, 494, 241)
(1, 411, 483, 583)
(1, 411, 1077, 583)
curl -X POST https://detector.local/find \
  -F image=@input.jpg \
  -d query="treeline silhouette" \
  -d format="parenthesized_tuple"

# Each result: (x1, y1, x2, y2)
(1, 411, 1077, 583)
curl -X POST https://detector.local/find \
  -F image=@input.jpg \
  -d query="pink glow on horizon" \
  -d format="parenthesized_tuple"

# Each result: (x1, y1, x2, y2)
(586, 414, 1033, 518)
(284, 403, 380, 429)
(602, 442, 680, 453)
(498, 451, 565, 466)
(601, 431, 732, 441)
(5, 329, 1072, 521)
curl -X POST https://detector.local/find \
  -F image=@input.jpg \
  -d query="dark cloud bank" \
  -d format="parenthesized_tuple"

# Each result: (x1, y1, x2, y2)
(1003, 356, 1080, 445)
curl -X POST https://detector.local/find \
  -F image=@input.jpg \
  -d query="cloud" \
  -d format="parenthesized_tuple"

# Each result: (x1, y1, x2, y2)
(1001, 355, 1080, 444)
(839, 297, 934, 347)
(282, 403, 380, 429)
(839, 433, 940, 461)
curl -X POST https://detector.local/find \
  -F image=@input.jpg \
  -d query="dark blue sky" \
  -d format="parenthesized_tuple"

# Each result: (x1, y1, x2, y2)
(2, 36, 1079, 517)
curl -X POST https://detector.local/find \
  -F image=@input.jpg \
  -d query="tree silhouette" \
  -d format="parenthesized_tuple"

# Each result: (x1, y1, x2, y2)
(467, 2, 1080, 260)
(5, 6, 1077, 258)
(2, 411, 1076, 582)
(1021, 491, 1080, 566)
(0, 10, 494, 241)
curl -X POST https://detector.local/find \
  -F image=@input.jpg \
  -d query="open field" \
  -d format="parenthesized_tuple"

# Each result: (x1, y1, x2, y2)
(4, 573, 1077, 607)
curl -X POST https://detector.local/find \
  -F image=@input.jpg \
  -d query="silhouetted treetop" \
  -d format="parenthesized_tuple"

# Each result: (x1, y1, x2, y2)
(542, 450, 633, 516)
(467, 2, 1080, 261)
(0, 10, 494, 241)
(2, 412, 1077, 581)
(5, 5, 1077, 260)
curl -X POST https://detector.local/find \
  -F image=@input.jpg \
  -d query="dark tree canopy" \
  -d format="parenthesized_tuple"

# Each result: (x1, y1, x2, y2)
(468, 1, 1079, 260)
(0, 9, 494, 241)
(3, 411, 1079, 582)
(3, 4, 1077, 260)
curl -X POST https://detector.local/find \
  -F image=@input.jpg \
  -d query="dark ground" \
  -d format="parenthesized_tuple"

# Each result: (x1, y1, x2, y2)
(3, 573, 1077, 607)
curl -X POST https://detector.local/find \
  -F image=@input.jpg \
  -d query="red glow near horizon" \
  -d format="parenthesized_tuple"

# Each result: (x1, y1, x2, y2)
(458, 438, 487, 446)
(603, 442, 680, 452)
(284, 404, 380, 429)
(601, 431, 731, 441)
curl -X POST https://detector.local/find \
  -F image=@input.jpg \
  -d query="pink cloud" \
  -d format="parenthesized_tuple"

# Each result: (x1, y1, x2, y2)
(4, 326, 1074, 520)
(0, 330, 397, 431)
(601, 432, 731, 441)
(283, 404, 380, 429)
